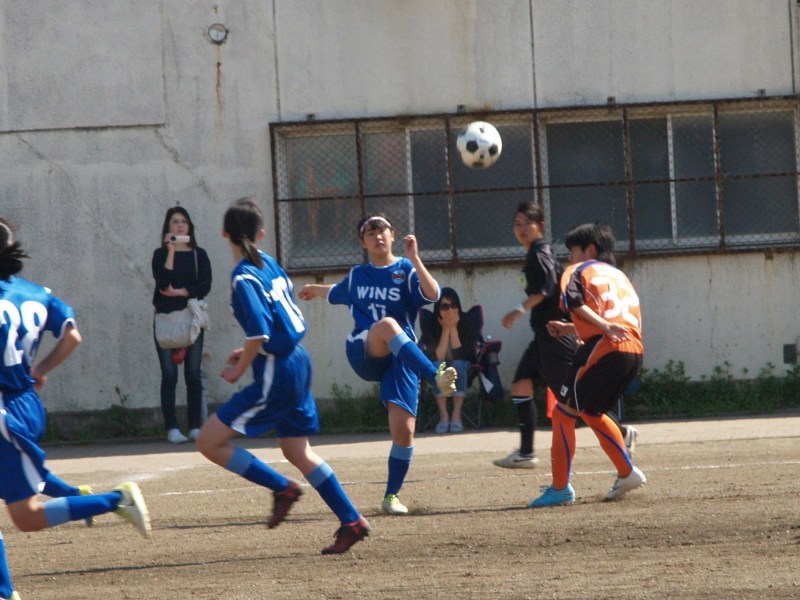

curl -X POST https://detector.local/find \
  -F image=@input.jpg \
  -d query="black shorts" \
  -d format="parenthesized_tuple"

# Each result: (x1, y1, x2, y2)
(560, 350, 642, 415)
(513, 331, 577, 394)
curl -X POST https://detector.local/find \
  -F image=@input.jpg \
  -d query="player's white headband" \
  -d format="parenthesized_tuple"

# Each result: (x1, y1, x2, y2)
(359, 216, 392, 237)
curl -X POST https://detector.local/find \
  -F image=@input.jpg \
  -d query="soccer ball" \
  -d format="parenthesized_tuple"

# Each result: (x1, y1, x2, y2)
(456, 121, 503, 169)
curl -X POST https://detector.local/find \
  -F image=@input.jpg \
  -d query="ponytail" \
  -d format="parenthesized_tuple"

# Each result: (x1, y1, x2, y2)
(223, 197, 265, 268)
(240, 238, 263, 268)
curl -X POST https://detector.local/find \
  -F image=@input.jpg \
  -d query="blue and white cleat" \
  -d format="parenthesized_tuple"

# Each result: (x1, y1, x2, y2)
(528, 483, 576, 508)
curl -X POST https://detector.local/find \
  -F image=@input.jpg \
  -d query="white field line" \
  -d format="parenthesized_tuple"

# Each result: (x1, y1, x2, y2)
(149, 458, 800, 498)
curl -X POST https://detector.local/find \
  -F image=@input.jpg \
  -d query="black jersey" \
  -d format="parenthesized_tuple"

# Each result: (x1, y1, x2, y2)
(522, 238, 567, 331)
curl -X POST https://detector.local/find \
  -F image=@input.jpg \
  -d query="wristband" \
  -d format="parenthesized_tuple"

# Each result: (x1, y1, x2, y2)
(514, 303, 526, 314)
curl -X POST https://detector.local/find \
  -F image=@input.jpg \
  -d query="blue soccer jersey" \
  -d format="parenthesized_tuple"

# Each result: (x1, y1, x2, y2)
(328, 257, 435, 339)
(0, 276, 76, 393)
(229, 250, 306, 356)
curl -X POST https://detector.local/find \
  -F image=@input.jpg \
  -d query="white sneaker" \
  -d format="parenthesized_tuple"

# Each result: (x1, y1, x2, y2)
(167, 428, 189, 444)
(604, 466, 646, 500)
(624, 426, 639, 457)
(188, 428, 201, 441)
(493, 450, 539, 469)
(114, 481, 152, 538)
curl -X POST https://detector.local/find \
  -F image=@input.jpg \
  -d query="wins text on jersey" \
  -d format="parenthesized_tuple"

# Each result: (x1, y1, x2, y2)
(356, 285, 401, 302)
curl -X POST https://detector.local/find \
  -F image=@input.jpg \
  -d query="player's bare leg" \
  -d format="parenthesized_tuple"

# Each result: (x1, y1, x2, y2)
(197, 415, 302, 528)
(368, 319, 456, 395)
(279, 436, 367, 551)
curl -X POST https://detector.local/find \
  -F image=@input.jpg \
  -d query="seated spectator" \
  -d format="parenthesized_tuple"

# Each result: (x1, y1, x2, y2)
(420, 288, 481, 433)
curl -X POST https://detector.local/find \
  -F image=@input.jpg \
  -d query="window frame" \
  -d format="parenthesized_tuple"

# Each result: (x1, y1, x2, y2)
(270, 95, 800, 274)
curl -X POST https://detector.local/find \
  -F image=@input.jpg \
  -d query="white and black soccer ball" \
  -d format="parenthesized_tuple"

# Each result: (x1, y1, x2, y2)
(456, 121, 503, 169)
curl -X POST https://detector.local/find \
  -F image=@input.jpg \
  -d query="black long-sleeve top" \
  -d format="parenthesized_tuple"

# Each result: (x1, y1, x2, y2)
(151, 247, 212, 314)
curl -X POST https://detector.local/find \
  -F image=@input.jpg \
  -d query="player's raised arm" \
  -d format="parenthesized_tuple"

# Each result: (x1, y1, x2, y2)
(403, 235, 439, 301)
(298, 283, 333, 301)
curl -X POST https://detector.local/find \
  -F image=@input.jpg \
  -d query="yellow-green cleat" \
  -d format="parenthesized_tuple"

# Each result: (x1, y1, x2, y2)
(381, 493, 409, 515)
(114, 482, 152, 539)
(434, 362, 457, 396)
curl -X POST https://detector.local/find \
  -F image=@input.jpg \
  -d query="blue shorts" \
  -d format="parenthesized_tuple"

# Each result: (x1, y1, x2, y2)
(345, 333, 419, 416)
(215, 344, 320, 438)
(0, 389, 50, 504)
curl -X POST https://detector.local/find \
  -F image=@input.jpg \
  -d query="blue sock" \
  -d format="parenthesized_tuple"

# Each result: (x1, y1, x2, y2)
(385, 443, 414, 497)
(0, 532, 13, 600)
(306, 463, 359, 524)
(41, 472, 80, 498)
(225, 446, 288, 492)
(389, 332, 438, 382)
(43, 492, 123, 527)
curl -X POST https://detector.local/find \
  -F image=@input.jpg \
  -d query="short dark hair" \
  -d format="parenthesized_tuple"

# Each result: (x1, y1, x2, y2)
(564, 223, 617, 265)
(515, 201, 544, 224)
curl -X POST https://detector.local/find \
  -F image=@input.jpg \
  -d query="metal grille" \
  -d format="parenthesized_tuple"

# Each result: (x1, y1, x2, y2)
(271, 95, 800, 273)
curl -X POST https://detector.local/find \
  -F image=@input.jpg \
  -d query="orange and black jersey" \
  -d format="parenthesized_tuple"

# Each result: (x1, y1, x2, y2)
(560, 260, 643, 356)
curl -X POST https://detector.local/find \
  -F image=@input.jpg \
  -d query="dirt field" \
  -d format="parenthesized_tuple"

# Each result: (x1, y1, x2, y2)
(4, 415, 799, 599)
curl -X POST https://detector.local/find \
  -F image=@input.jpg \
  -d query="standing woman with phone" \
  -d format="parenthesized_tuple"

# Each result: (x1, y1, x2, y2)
(152, 206, 212, 444)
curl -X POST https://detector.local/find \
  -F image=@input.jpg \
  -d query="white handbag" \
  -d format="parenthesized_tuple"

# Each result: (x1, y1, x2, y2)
(154, 308, 195, 349)
(154, 251, 210, 349)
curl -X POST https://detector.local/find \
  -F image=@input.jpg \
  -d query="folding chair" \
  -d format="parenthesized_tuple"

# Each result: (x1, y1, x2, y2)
(416, 305, 503, 432)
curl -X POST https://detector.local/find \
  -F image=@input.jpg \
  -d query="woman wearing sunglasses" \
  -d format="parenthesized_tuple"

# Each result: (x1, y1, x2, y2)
(426, 288, 481, 433)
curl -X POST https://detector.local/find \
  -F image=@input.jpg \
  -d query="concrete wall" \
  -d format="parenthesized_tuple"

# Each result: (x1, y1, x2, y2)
(1, 0, 798, 415)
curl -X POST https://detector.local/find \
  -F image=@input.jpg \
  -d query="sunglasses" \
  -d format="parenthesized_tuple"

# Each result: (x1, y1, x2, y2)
(439, 302, 457, 311)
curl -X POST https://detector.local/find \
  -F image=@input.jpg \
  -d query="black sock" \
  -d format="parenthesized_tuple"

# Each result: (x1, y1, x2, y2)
(514, 396, 535, 455)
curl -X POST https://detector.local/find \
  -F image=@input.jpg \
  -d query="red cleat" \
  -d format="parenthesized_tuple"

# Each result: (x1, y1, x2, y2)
(321, 516, 370, 554)
(268, 480, 303, 529)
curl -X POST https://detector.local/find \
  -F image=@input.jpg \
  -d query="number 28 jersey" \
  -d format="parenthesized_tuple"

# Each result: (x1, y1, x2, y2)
(230, 250, 306, 356)
(560, 260, 643, 355)
(0, 276, 76, 393)
(328, 257, 435, 340)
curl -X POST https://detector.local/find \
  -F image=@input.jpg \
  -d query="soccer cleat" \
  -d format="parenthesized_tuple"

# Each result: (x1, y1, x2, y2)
(78, 484, 95, 527)
(167, 428, 189, 444)
(114, 482, 151, 539)
(493, 450, 539, 469)
(381, 493, 409, 515)
(268, 480, 303, 529)
(8, 592, 21, 600)
(623, 426, 639, 457)
(321, 516, 371, 554)
(435, 362, 457, 396)
(604, 466, 646, 501)
(529, 483, 576, 508)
